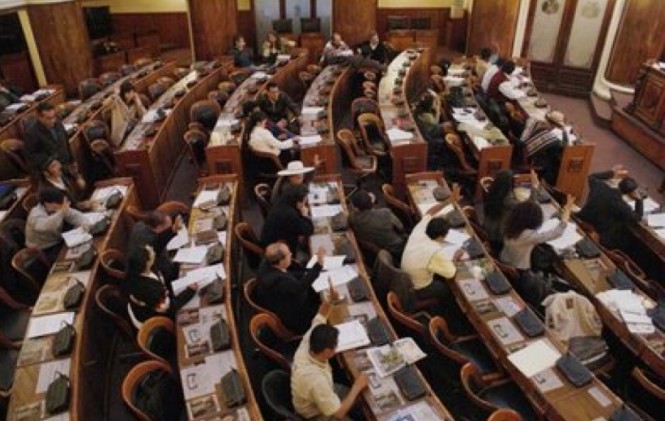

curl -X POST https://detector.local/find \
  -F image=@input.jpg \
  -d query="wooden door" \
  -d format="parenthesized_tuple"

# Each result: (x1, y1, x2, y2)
(522, 0, 615, 97)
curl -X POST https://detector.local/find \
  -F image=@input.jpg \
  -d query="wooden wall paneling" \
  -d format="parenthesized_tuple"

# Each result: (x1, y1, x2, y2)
(237, 9, 257, 53)
(467, 0, 520, 57)
(333, 0, 377, 48)
(110, 13, 189, 49)
(188, 0, 238, 60)
(27, 2, 93, 97)
(376, 7, 466, 50)
(0, 51, 37, 93)
(606, 0, 665, 86)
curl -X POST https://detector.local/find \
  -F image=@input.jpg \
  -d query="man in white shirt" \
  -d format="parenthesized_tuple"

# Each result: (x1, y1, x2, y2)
(292, 293, 368, 420)
(486, 61, 525, 103)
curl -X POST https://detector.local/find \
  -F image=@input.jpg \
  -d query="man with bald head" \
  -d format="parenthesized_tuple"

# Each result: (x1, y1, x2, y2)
(255, 242, 325, 334)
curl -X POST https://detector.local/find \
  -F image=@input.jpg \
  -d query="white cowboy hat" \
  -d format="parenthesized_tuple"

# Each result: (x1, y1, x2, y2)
(546, 110, 565, 126)
(278, 160, 315, 176)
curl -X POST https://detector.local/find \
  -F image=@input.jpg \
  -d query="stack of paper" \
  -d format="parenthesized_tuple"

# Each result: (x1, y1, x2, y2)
(508, 339, 561, 377)
(310, 204, 343, 219)
(547, 222, 583, 250)
(312, 265, 358, 292)
(26, 312, 76, 338)
(335, 319, 371, 352)
(193, 189, 219, 209)
(647, 213, 665, 228)
(62, 227, 92, 248)
(298, 134, 323, 145)
(306, 255, 347, 270)
(446, 229, 470, 246)
(167, 227, 190, 251)
(386, 127, 413, 142)
(172, 265, 225, 295)
(173, 245, 209, 264)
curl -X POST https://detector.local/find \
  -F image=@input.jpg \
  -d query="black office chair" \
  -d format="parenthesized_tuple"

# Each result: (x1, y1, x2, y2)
(261, 370, 306, 421)
(300, 17, 321, 33)
(137, 316, 176, 365)
(272, 18, 293, 34)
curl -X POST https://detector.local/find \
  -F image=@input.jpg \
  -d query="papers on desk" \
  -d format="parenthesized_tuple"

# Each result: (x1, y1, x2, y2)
(34, 88, 55, 96)
(251, 71, 268, 79)
(508, 339, 561, 378)
(192, 189, 219, 209)
(61, 227, 92, 248)
(312, 265, 358, 292)
(167, 227, 190, 251)
(6, 103, 25, 111)
(393, 338, 426, 364)
(596, 289, 656, 334)
(142, 109, 159, 123)
(37, 358, 71, 394)
(443, 76, 465, 87)
(388, 401, 446, 421)
(624, 195, 660, 213)
(647, 213, 665, 227)
(26, 312, 75, 338)
(446, 228, 470, 246)
(172, 265, 224, 295)
(302, 106, 324, 116)
(310, 204, 343, 219)
(488, 317, 525, 345)
(335, 319, 371, 352)
(307, 255, 347, 270)
(654, 228, 665, 240)
(180, 363, 216, 400)
(386, 127, 413, 143)
(298, 134, 323, 145)
(91, 185, 128, 203)
(459, 278, 490, 302)
(84, 211, 107, 226)
(20, 94, 36, 102)
(367, 344, 406, 378)
(472, 136, 491, 150)
(546, 222, 583, 251)
(217, 118, 239, 127)
(173, 245, 209, 264)
(551, 126, 577, 144)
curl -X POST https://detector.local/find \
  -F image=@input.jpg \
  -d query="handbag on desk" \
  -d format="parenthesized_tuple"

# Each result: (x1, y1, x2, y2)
(221, 369, 246, 407)
(74, 246, 97, 271)
(210, 318, 231, 351)
(513, 308, 545, 337)
(575, 238, 601, 258)
(63, 279, 85, 310)
(331, 212, 348, 232)
(88, 216, 111, 236)
(556, 354, 592, 387)
(53, 323, 76, 357)
(394, 365, 427, 401)
(46, 373, 70, 414)
(484, 271, 512, 295)
(367, 317, 390, 346)
(104, 190, 123, 209)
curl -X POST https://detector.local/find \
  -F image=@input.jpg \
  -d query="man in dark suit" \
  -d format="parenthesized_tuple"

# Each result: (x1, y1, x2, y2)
(357, 32, 390, 64)
(127, 210, 181, 281)
(577, 165, 644, 249)
(258, 81, 301, 137)
(256, 242, 324, 334)
(261, 184, 314, 256)
(24, 102, 76, 176)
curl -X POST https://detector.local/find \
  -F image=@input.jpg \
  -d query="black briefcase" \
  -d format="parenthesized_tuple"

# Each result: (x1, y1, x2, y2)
(484, 271, 512, 295)
(366, 317, 390, 346)
(513, 308, 544, 337)
(556, 354, 592, 387)
(394, 365, 426, 401)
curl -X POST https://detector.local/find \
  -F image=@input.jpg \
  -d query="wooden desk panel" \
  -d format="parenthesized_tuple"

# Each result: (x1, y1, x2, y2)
(117, 64, 224, 208)
(0, 179, 31, 223)
(94, 51, 127, 75)
(405, 171, 623, 421)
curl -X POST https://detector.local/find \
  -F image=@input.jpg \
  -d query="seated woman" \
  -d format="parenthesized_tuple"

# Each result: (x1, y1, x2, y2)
(413, 93, 445, 170)
(261, 30, 295, 64)
(108, 80, 147, 147)
(270, 159, 315, 204)
(500, 195, 574, 272)
(124, 244, 198, 329)
(247, 110, 299, 167)
(39, 156, 93, 211)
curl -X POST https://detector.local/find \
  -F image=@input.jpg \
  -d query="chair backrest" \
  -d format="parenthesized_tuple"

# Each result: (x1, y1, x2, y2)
(190, 100, 221, 132)
(262, 369, 305, 421)
(83, 120, 110, 144)
(460, 362, 498, 412)
(463, 206, 490, 245)
(218, 81, 237, 94)
(183, 128, 209, 169)
(229, 69, 251, 86)
(632, 367, 665, 402)
(445, 133, 475, 172)
(0, 139, 29, 175)
(272, 18, 293, 34)
(351, 98, 379, 123)
(300, 17, 321, 33)
(137, 316, 176, 363)
(95, 284, 135, 340)
(79, 78, 103, 100)
(208, 90, 229, 108)
(381, 184, 415, 230)
(99, 71, 122, 86)
(121, 359, 175, 421)
(375, 250, 416, 311)
(90, 139, 116, 179)
(100, 248, 127, 283)
(335, 129, 363, 166)
(487, 409, 523, 421)
(254, 183, 272, 218)
(429, 316, 468, 366)
(147, 82, 168, 101)
(234, 222, 265, 268)
(250, 313, 293, 370)
(387, 291, 427, 336)
(11, 247, 49, 293)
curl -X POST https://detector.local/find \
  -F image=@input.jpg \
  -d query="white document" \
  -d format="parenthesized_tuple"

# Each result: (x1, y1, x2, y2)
(180, 363, 216, 400)
(647, 213, 665, 228)
(494, 296, 523, 317)
(173, 265, 223, 294)
(251, 71, 268, 79)
(443, 76, 465, 87)
(459, 278, 489, 302)
(654, 228, 665, 240)
(26, 312, 76, 338)
(217, 231, 228, 248)
(473, 136, 490, 150)
(91, 185, 128, 203)
(445, 229, 470, 246)
(298, 135, 323, 145)
(217, 118, 239, 127)
(310, 204, 343, 219)
(547, 223, 583, 250)
(439, 244, 460, 261)
(335, 319, 371, 352)
(302, 106, 324, 116)
(488, 317, 524, 345)
(312, 265, 358, 292)
(538, 218, 561, 234)
(20, 94, 36, 102)
(37, 358, 72, 394)
(173, 245, 209, 264)
(61, 227, 92, 248)
(6, 103, 25, 111)
(141, 109, 159, 123)
(389, 401, 446, 421)
(63, 123, 76, 132)
(307, 255, 347, 270)
(192, 189, 219, 208)
(167, 227, 190, 251)
(386, 127, 413, 142)
(393, 337, 427, 364)
(508, 339, 561, 378)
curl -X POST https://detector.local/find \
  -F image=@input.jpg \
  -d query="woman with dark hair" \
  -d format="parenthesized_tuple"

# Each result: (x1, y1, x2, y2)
(414, 92, 445, 170)
(500, 195, 573, 270)
(108, 80, 146, 146)
(124, 244, 198, 329)
(261, 30, 295, 64)
(39, 156, 92, 211)
(247, 110, 298, 166)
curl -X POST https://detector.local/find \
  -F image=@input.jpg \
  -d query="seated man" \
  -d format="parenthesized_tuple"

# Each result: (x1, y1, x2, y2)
(486, 60, 524, 105)
(292, 293, 369, 421)
(261, 184, 313, 256)
(321, 32, 352, 65)
(24, 102, 77, 177)
(229, 35, 254, 68)
(26, 187, 90, 262)
(255, 243, 324, 334)
(357, 32, 390, 64)
(401, 187, 466, 304)
(270, 160, 315, 204)
(349, 189, 406, 262)
(257, 81, 301, 137)
(127, 210, 182, 282)
(576, 165, 644, 249)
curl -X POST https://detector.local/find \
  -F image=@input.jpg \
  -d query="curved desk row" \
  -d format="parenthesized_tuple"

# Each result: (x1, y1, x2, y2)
(405, 171, 624, 421)
(0, 179, 31, 224)
(378, 50, 429, 195)
(206, 52, 309, 191)
(117, 63, 225, 208)
(307, 174, 454, 420)
(6, 178, 138, 421)
(173, 175, 262, 420)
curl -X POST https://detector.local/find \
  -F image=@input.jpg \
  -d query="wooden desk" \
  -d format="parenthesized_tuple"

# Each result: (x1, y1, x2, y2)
(0, 86, 65, 180)
(173, 175, 262, 420)
(116, 63, 224, 208)
(299, 64, 352, 174)
(405, 171, 623, 421)
(307, 174, 454, 421)
(94, 50, 127, 74)
(378, 50, 430, 196)
(206, 53, 308, 191)
(6, 178, 137, 421)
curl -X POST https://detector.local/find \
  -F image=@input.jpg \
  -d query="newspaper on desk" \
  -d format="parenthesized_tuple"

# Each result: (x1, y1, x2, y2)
(335, 319, 371, 352)
(367, 339, 426, 378)
(545, 221, 583, 251)
(596, 289, 656, 334)
(386, 127, 413, 143)
(172, 264, 225, 295)
(91, 185, 128, 203)
(312, 265, 358, 292)
(61, 227, 93, 248)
